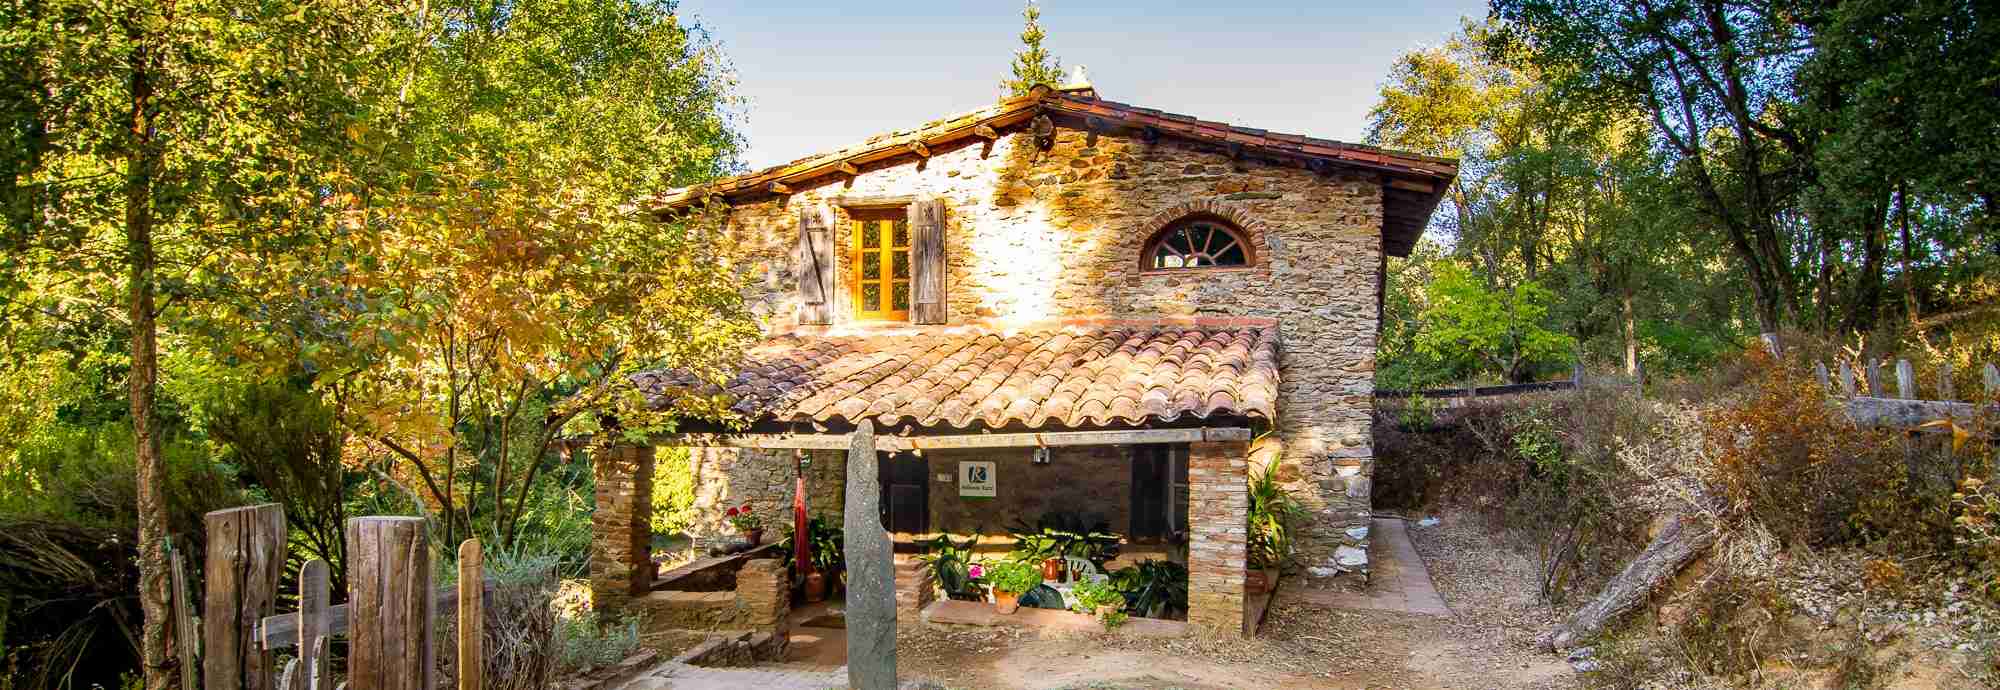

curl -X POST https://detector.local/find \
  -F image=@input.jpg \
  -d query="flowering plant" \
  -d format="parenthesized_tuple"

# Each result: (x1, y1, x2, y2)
(967, 563, 986, 581)
(725, 503, 762, 531)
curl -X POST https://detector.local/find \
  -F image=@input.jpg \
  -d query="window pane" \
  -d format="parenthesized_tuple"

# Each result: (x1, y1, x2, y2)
(862, 253, 881, 280)
(892, 219, 909, 248)
(862, 222, 880, 249)
(892, 251, 909, 279)
(892, 282, 910, 310)
(862, 283, 881, 311)
(1216, 244, 1247, 265)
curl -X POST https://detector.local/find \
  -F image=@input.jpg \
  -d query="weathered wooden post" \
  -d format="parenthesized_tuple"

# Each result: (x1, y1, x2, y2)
(204, 504, 286, 690)
(1759, 332, 1782, 357)
(347, 517, 434, 690)
(458, 539, 483, 690)
(1866, 358, 1884, 397)
(1984, 363, 1999, 397)
(1939, 362, 1955, 401)
(169, 541, 198, 690)
(1838, 361, 1856, 398)
(1895, 359, 1916, 399)
(298, 559, 331, 689)
(843, 421, 895, 690)
(1813, 362, 1831, 393)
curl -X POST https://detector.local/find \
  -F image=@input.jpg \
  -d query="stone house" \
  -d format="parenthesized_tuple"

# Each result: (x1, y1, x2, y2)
(589, 83, 1456, 637)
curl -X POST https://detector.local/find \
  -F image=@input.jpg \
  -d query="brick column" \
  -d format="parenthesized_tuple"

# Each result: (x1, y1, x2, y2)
(737, 558, 791, 631)
(1187, 439, 1250, 637)
(590, 444, 655, 614)
(893, 554, 936, 621)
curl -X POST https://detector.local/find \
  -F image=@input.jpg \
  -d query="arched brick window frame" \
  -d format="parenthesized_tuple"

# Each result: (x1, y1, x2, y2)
(1136, 200, 1270, 273)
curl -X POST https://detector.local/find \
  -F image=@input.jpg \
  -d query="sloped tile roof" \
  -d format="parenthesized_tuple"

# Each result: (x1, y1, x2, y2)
(633, 321, 1280, 431)
(649, 85, 1456, 257)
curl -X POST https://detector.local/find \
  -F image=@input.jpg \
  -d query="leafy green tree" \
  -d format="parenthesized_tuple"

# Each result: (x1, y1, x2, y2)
(1412, 263, 1577, 384)
(1002, 1, 1064, 96)
(0, 2, 393, 684)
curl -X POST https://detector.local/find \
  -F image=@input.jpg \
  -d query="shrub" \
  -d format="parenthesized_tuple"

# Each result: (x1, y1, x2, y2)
(556, 614, 641, 673)
(1109, 560, 1187, 619)
(986, 560, 1042, 595)
(649, 447, 698, 536)
(440, 538, 561, 690)
(918, 533, 982, 601)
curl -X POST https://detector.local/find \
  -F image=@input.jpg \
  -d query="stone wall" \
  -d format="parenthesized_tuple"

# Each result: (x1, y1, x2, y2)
(682, 447, 846, 550)
(1185, 440, 1249, 636)
(925, 446, 1132, 537)
(706, 120, 1383, 572)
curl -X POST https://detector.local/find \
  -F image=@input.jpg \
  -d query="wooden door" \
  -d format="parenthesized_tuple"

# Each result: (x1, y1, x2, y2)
(877, 451, 928, 534)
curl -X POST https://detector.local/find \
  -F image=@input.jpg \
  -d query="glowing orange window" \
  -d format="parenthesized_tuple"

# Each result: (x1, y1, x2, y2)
(850, 212, 911, 321)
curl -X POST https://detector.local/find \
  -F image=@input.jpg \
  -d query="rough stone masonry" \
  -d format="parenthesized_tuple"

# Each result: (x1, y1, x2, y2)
(686, 121, 1384, 574)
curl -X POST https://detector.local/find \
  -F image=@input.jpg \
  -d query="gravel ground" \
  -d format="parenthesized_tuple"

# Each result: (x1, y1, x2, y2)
(1405, 509, 1571, 652)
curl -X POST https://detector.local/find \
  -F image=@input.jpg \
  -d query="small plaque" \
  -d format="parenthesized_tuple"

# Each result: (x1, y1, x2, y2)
(958, 461, 996, 498)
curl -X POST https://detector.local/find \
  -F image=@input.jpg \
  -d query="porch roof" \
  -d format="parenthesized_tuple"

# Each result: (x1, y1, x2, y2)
(632, 319, 1280, 432)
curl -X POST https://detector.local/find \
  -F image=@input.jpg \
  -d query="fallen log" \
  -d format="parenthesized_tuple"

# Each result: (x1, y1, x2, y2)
(1537, 511, 1718, 651)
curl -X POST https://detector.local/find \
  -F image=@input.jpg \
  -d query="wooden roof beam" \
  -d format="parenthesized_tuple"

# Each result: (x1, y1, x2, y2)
(655, 426, 1253, 451)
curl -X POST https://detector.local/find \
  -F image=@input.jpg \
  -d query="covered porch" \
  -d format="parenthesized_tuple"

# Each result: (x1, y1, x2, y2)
(588, 321, 1280, 638)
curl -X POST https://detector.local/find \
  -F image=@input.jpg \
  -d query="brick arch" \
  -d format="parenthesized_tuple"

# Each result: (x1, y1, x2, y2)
(1134, 199, 1272, 270)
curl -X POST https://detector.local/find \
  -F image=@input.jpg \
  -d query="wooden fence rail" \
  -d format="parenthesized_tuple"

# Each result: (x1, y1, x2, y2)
(1762, 332, 1999, 429)
(171, 505, 487, 690)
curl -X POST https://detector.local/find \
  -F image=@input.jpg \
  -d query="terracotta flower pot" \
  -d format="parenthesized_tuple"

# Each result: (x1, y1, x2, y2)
(994, 590, 1022, 615)
(803, 572, 827, 603)
(741, 528, 764, 546)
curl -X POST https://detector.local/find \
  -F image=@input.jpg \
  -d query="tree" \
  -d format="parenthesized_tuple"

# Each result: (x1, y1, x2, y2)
(1413, 263, 1576, 383)
(0, 2, 392, 685)
(1002, 1, 1064, 97)
(269, 0, 755, 548)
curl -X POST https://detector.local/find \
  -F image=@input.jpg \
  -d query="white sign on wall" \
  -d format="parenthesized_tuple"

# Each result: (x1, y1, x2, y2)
(958, 461, 996, 498)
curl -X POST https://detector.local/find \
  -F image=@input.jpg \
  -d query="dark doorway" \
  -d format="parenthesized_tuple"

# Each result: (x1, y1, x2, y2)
(1131, 444, 1190, 540)
(877, 451, 929, 534)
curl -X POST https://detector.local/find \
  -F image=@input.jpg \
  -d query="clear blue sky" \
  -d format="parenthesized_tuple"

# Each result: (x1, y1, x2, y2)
(678, 1, 1487, 170)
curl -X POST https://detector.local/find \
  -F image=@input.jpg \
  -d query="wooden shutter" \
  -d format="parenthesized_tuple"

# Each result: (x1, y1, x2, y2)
(794, 205, 835, 325)
(908, 198, 947, 324)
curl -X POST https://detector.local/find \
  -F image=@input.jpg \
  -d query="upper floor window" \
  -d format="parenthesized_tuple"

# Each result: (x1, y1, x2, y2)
(1143, 216, 1252, 271)
(850, 211, 911, 321)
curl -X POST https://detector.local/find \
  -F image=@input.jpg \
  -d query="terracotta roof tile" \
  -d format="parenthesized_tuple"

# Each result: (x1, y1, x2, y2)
(633, 322, 1280, 430)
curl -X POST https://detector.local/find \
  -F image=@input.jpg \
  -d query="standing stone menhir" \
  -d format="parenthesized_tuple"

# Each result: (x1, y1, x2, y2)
(843, 420, 896, 690)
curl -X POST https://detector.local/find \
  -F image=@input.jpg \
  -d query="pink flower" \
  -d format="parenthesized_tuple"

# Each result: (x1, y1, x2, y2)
(968, 564, 985, 580)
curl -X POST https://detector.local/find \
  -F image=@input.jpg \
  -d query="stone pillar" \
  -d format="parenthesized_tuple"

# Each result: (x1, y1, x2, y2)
(590, 444, 655, 614)
(1186, 438, 1250, 637)
(843, 421, 897, 690)
(737, 558, 791, 633)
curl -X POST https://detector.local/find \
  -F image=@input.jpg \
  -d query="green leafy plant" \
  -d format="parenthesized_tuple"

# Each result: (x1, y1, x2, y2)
(724, 503, 762, 532)
(1070, 579, 1127, 630)
(918, 533, 984, 601)
(986, 560, 1043, 595)
(1248, 460, 1306, 569)
(1007, 511, 1122, 565)
(1110, 560, 1188, 619)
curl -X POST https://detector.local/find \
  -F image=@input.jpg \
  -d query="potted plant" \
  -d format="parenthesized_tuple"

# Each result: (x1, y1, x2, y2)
(1246, 460, 1303, 593)
(1012, 533, 1065, 581)
(1110, 560, 1188, 619)
(1070, 580, 1128, 629)
(918, 533, 984, 601)
(800, 515, 843, 602)
(986, 560, 1042, 615)
(726, 502, 764, 545)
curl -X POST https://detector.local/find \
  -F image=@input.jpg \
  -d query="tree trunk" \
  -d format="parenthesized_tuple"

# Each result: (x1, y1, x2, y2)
(125, 28, 172, 689)
(1896, 186, 1917, 327)
(1622, 289, 1638, 378)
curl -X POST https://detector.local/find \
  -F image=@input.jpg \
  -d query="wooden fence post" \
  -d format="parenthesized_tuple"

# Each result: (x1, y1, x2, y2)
(1939, 362, 1955, 401)
(457, 539, 483, 690)
(1866, 359, 1884, 397)
(1838, 362, 1856, 398)
(297, 559, 331, 689)
(1813, 362, 1830, 393)
(204, 504, 286, 690)
(347, 517, 433, 690)
(169, 541, 197, 690)
(1985, 363, 1999, 396)
(1895, 359, 1916, 399)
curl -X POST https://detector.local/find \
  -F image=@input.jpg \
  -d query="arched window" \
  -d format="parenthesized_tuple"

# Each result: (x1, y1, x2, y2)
(1143, 216, 1253, 271)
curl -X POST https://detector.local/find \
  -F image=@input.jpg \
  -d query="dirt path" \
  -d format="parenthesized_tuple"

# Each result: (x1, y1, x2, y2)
(897, 515, 1578, 690)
